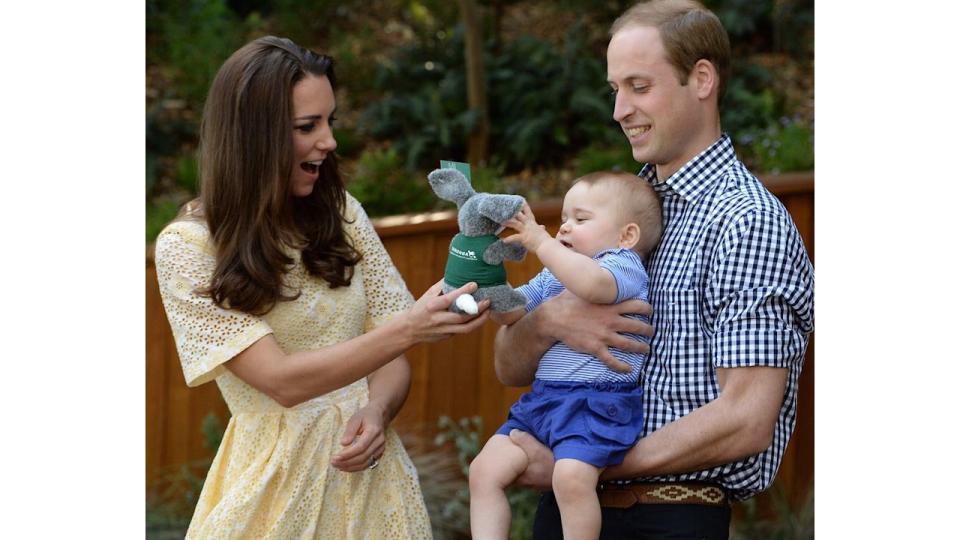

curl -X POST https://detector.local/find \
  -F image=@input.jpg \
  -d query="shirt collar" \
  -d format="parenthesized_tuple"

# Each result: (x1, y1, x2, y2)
(638, 134, 736, 203)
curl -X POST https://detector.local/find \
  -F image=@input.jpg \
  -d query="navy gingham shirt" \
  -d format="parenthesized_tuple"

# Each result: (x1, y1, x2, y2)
(623, 134, 814, 500)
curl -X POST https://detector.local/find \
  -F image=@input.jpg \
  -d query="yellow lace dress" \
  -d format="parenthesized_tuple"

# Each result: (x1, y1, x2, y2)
(154, 193, 432, 539)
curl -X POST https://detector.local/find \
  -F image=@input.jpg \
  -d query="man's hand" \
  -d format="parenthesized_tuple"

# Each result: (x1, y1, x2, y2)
(541, 291, 653, 373)
(509, 429, 555, 491)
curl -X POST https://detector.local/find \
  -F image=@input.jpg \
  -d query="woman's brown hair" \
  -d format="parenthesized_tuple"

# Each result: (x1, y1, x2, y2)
(197, 36, 361, 316)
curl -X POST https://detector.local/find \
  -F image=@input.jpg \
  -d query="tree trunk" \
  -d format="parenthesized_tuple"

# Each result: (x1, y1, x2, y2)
(458, 0, 489, 166)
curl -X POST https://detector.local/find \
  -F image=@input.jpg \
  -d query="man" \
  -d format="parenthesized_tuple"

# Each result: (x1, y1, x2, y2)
(492, 1, 814, 538)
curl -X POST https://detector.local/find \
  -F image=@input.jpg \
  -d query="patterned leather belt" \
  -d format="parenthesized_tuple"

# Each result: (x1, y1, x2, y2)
(597, 481, 729, 508)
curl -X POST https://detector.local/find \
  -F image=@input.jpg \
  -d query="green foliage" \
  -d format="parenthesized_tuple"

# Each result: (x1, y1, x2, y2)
(361, 22, 621, 174)
(146, 200, 183, 242)
(146, 412, 225, 537)
(346, 147, 438, 217)
(489, 25, 621, 171)
(731, 483, 814, 540)
(506, 486, 541, 540)
(332, 125, 363, 160)
(434, 415, 483, 477)
(470, 163, 511, 195)
(706, 0, 774, 40)
(148, 0, 257, 109)
(573, 144, 639, 177)
(359, 27, 474, 171)
(145, 99, 198, 196)
(347, 149, 514, 218)
(741, 117, 814, 174)
(721, 62, 779, 141)
(145, 460, 205, 536)
(201, 411, 226, 451)
(175, 153, 200, 193)
(146, 0, 263, 211)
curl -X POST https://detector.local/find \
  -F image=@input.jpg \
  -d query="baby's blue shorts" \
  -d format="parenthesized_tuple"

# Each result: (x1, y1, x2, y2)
(495, 379, 644, 468)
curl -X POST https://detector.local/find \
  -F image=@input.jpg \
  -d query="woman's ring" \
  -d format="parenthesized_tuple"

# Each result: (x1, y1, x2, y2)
(367, 456, 380, 470)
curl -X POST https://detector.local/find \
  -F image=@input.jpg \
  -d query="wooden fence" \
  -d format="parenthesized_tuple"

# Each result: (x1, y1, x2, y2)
(146, 171, 814, 506)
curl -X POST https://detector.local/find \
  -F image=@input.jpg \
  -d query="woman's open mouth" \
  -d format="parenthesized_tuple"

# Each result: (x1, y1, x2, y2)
(300, 159, 323, 174)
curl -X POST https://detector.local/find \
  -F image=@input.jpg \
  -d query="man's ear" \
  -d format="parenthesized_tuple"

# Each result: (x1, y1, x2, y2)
(618, 223, 641, 250)
(691, 58, 718, 101)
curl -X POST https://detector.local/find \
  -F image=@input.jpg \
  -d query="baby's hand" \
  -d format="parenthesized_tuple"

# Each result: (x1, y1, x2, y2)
(503, 203, 550, 252)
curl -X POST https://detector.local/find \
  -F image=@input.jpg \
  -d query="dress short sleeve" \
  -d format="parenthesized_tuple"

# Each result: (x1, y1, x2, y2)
(343, 193, 415, 331)
(154, 220, 273, 387)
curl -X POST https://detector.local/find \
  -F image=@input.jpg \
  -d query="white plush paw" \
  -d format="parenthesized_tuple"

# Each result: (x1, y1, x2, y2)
(455, 294, 479, 315)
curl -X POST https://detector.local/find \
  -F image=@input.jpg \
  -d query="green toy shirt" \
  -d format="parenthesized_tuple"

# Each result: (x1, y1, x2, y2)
(443, 233, 507, 288)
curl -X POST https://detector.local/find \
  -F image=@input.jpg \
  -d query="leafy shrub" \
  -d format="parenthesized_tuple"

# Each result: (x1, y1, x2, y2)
(146, 99, 198, 196)
(459, 162, 513, 196)
(332, 125, 364, 160)
(146, 412, 225, 537)
(731, 482, 814, 540)
(360, 22, 622, 174)
(146, 200, 184, 242)
(358, 29, 474, 171)
(488, 25, 621, 172)
(740, 117, 814, 173)
(346, 147, 438, 217)
(147, 0, 255, 109)
(175, 153, 200, 193)
(721, 62, 779, 141)
(573, 143, 639, 177)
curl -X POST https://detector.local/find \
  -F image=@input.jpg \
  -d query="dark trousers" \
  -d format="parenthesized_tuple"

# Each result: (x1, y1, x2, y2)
(532, 491, 731, 540)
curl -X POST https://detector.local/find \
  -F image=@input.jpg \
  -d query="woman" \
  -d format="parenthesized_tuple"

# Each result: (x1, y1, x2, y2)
(154, 36, 488, 538)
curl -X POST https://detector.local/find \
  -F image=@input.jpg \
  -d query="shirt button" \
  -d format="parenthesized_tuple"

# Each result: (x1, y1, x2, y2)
(607, 406, 618, 417)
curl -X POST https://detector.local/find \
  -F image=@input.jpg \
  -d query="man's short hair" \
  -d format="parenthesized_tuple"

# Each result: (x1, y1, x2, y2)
(611, 0, 731, 104)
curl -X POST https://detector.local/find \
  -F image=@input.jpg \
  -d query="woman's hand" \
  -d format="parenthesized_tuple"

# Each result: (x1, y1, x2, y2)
(402, 280, 491, 344)
(331, 402, 388, 473)
(502, 203, 551, 252)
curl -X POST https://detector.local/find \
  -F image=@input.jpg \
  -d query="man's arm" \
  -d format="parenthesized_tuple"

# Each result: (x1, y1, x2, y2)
(605, 366, 787, 478)
(510, 365, 787, 489)
(490, 308, 526, 328)
(493, 305, 553, 386)
(494, 292, 653, 384)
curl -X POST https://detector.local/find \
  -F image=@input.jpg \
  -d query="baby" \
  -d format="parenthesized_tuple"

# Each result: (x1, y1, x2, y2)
(468, 171, 663, 539)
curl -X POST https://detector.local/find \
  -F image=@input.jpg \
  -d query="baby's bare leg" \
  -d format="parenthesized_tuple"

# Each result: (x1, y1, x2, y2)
(469, 434, 531, 540)
(553, 458, 603, 540)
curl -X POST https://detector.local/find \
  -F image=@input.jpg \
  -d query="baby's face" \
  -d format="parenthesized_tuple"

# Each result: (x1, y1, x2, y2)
(556, 182, 626, 257)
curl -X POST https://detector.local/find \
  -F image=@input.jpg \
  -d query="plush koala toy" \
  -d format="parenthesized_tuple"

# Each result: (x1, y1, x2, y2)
(428, 168, 528, 315)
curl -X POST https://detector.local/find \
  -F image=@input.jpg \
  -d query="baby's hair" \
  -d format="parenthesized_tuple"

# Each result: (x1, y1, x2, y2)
(573, 171, 663, 258)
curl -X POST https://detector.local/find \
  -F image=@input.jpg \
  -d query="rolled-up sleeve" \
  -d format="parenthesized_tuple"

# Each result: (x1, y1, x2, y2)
(705, 209, 814, 369)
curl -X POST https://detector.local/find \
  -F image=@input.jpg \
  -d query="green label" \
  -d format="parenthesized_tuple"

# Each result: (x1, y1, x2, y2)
(440, 160, 471, 182)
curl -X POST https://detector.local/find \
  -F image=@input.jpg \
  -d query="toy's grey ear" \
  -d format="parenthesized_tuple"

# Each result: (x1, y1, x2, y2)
(428, 168, 476, 207)
(477, 194, 525, 224)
